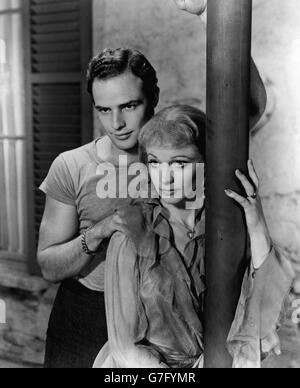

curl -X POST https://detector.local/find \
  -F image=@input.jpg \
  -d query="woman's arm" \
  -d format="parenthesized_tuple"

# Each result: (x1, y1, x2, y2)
(227, 244, 294, 368)
(224, 162, 295, 366)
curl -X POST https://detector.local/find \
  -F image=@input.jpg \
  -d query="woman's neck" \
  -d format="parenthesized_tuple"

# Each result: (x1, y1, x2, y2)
(161, 201, 196, 230)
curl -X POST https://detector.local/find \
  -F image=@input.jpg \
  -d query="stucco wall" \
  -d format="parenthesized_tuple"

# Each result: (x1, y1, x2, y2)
(93, 0, 300, 273)
(0, 268, 56, 367)
(0, 0, 298, 369)
(92, 0, 300, 367)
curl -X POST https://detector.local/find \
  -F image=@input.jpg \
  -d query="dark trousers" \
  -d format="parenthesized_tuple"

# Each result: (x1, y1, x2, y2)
(44, 279, 108, 368)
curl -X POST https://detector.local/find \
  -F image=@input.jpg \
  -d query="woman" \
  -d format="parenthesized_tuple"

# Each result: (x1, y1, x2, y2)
(94, 105, 294, 368)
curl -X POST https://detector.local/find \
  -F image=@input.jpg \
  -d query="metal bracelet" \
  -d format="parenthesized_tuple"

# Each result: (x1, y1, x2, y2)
(81, 226, 97, 255)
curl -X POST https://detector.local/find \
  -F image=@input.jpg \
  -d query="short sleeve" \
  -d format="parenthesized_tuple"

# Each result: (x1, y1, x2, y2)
(39, 154, 76, 206)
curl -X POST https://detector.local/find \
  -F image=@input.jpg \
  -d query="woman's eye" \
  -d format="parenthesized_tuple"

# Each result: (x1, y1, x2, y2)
(148, 161, 160, 168)
(172, 161, 188, 169)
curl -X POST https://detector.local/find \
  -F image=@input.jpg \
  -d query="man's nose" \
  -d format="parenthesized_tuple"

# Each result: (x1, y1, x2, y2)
(112, 111, 126, 131)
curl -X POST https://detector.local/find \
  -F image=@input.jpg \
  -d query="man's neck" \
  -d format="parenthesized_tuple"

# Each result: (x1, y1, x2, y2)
(97, 136, 139, 165)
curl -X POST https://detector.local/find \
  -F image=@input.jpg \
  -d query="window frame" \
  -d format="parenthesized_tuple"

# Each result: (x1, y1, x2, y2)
(0, 3, 27, 270)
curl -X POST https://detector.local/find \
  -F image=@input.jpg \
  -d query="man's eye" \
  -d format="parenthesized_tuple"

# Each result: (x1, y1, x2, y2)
(98, 108, 111, 114)
(123, 104, 137, 112)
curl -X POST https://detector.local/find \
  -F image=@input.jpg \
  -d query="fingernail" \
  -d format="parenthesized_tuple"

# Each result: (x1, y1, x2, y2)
(225, 189, 232, 194)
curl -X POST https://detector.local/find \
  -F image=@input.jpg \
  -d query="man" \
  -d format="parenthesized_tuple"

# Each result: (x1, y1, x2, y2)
(38, 1, 266, 368)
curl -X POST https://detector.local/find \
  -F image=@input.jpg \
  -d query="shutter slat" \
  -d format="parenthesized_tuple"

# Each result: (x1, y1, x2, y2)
(33, 104, 80, 115)
(34, 115, 80, 125)
(34, 143, 78, 153)
(33, 84, 80, 95)
(33, 0, 67, 4)
(31, 2, 79, 15)
(32, 62, 80, 73)
(31, 31, 79, 44)
(33, 95, 80, 104)
(34, 134, 81, 143)
(31, 11, 78, 24)
(32, 21, 79, 34)
(32, 42, 80, 54)
(34, 125, 81, 134)
(33, 52, 80, 64)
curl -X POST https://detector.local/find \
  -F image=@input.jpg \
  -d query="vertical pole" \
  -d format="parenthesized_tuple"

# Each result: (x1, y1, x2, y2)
(204, 0, 253, 368)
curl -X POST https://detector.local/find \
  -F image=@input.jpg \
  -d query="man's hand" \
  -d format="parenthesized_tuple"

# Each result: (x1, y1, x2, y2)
(86, 211, 130, 252)
(173, 0, 207, 16)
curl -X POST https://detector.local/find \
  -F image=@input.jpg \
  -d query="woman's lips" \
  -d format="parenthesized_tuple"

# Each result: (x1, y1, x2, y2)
(160, 188, 178, 196)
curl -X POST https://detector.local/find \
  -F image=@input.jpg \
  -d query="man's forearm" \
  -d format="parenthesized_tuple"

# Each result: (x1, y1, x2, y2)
(38, 231, 104, 283)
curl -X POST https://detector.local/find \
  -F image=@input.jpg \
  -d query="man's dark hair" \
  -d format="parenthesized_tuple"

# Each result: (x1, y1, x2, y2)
(87, 48, 160, 116)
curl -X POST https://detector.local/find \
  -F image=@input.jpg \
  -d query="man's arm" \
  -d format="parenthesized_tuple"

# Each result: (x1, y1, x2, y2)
(37, 196, 129, 283)
(173, 0, 267, 128)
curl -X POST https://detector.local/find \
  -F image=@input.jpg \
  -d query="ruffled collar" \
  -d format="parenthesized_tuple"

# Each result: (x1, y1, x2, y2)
(143, 198, 205, 242)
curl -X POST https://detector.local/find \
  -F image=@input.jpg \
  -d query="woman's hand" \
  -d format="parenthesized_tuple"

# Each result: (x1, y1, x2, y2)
(225, 160, 272, 269)
(173, 0, 207, 16)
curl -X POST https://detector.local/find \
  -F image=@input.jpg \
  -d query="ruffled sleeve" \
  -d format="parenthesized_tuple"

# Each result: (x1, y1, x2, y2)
(93, 232, 167, 368)
(227, 244, 295, 368)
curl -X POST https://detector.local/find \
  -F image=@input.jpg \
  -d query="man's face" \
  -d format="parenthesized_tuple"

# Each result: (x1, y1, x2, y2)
(93, 72, 151, 152)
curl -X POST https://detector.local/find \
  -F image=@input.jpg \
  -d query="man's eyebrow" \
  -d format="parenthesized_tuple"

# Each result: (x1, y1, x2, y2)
(95, 99, 143, 111)
(95, 105, 109, 110)
(119, 99, 143, 109)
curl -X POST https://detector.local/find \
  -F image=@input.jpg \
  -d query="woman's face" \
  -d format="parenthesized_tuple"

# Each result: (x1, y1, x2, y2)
(146, 144, 205, 207)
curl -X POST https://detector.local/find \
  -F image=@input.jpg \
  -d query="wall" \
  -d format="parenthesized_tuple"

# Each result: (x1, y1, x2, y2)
(0, 0, 299, 368)
(92, 0, 207, 132)
(93, 0, 300, 276)
(93, 0, 300, 367)
(0, 265, 56, 367)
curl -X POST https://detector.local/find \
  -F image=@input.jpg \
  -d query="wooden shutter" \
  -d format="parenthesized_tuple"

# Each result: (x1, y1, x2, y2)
(23, 0, 93, 274)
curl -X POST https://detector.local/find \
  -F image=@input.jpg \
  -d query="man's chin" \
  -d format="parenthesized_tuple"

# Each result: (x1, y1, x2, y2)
(110, 136, 138, 152)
